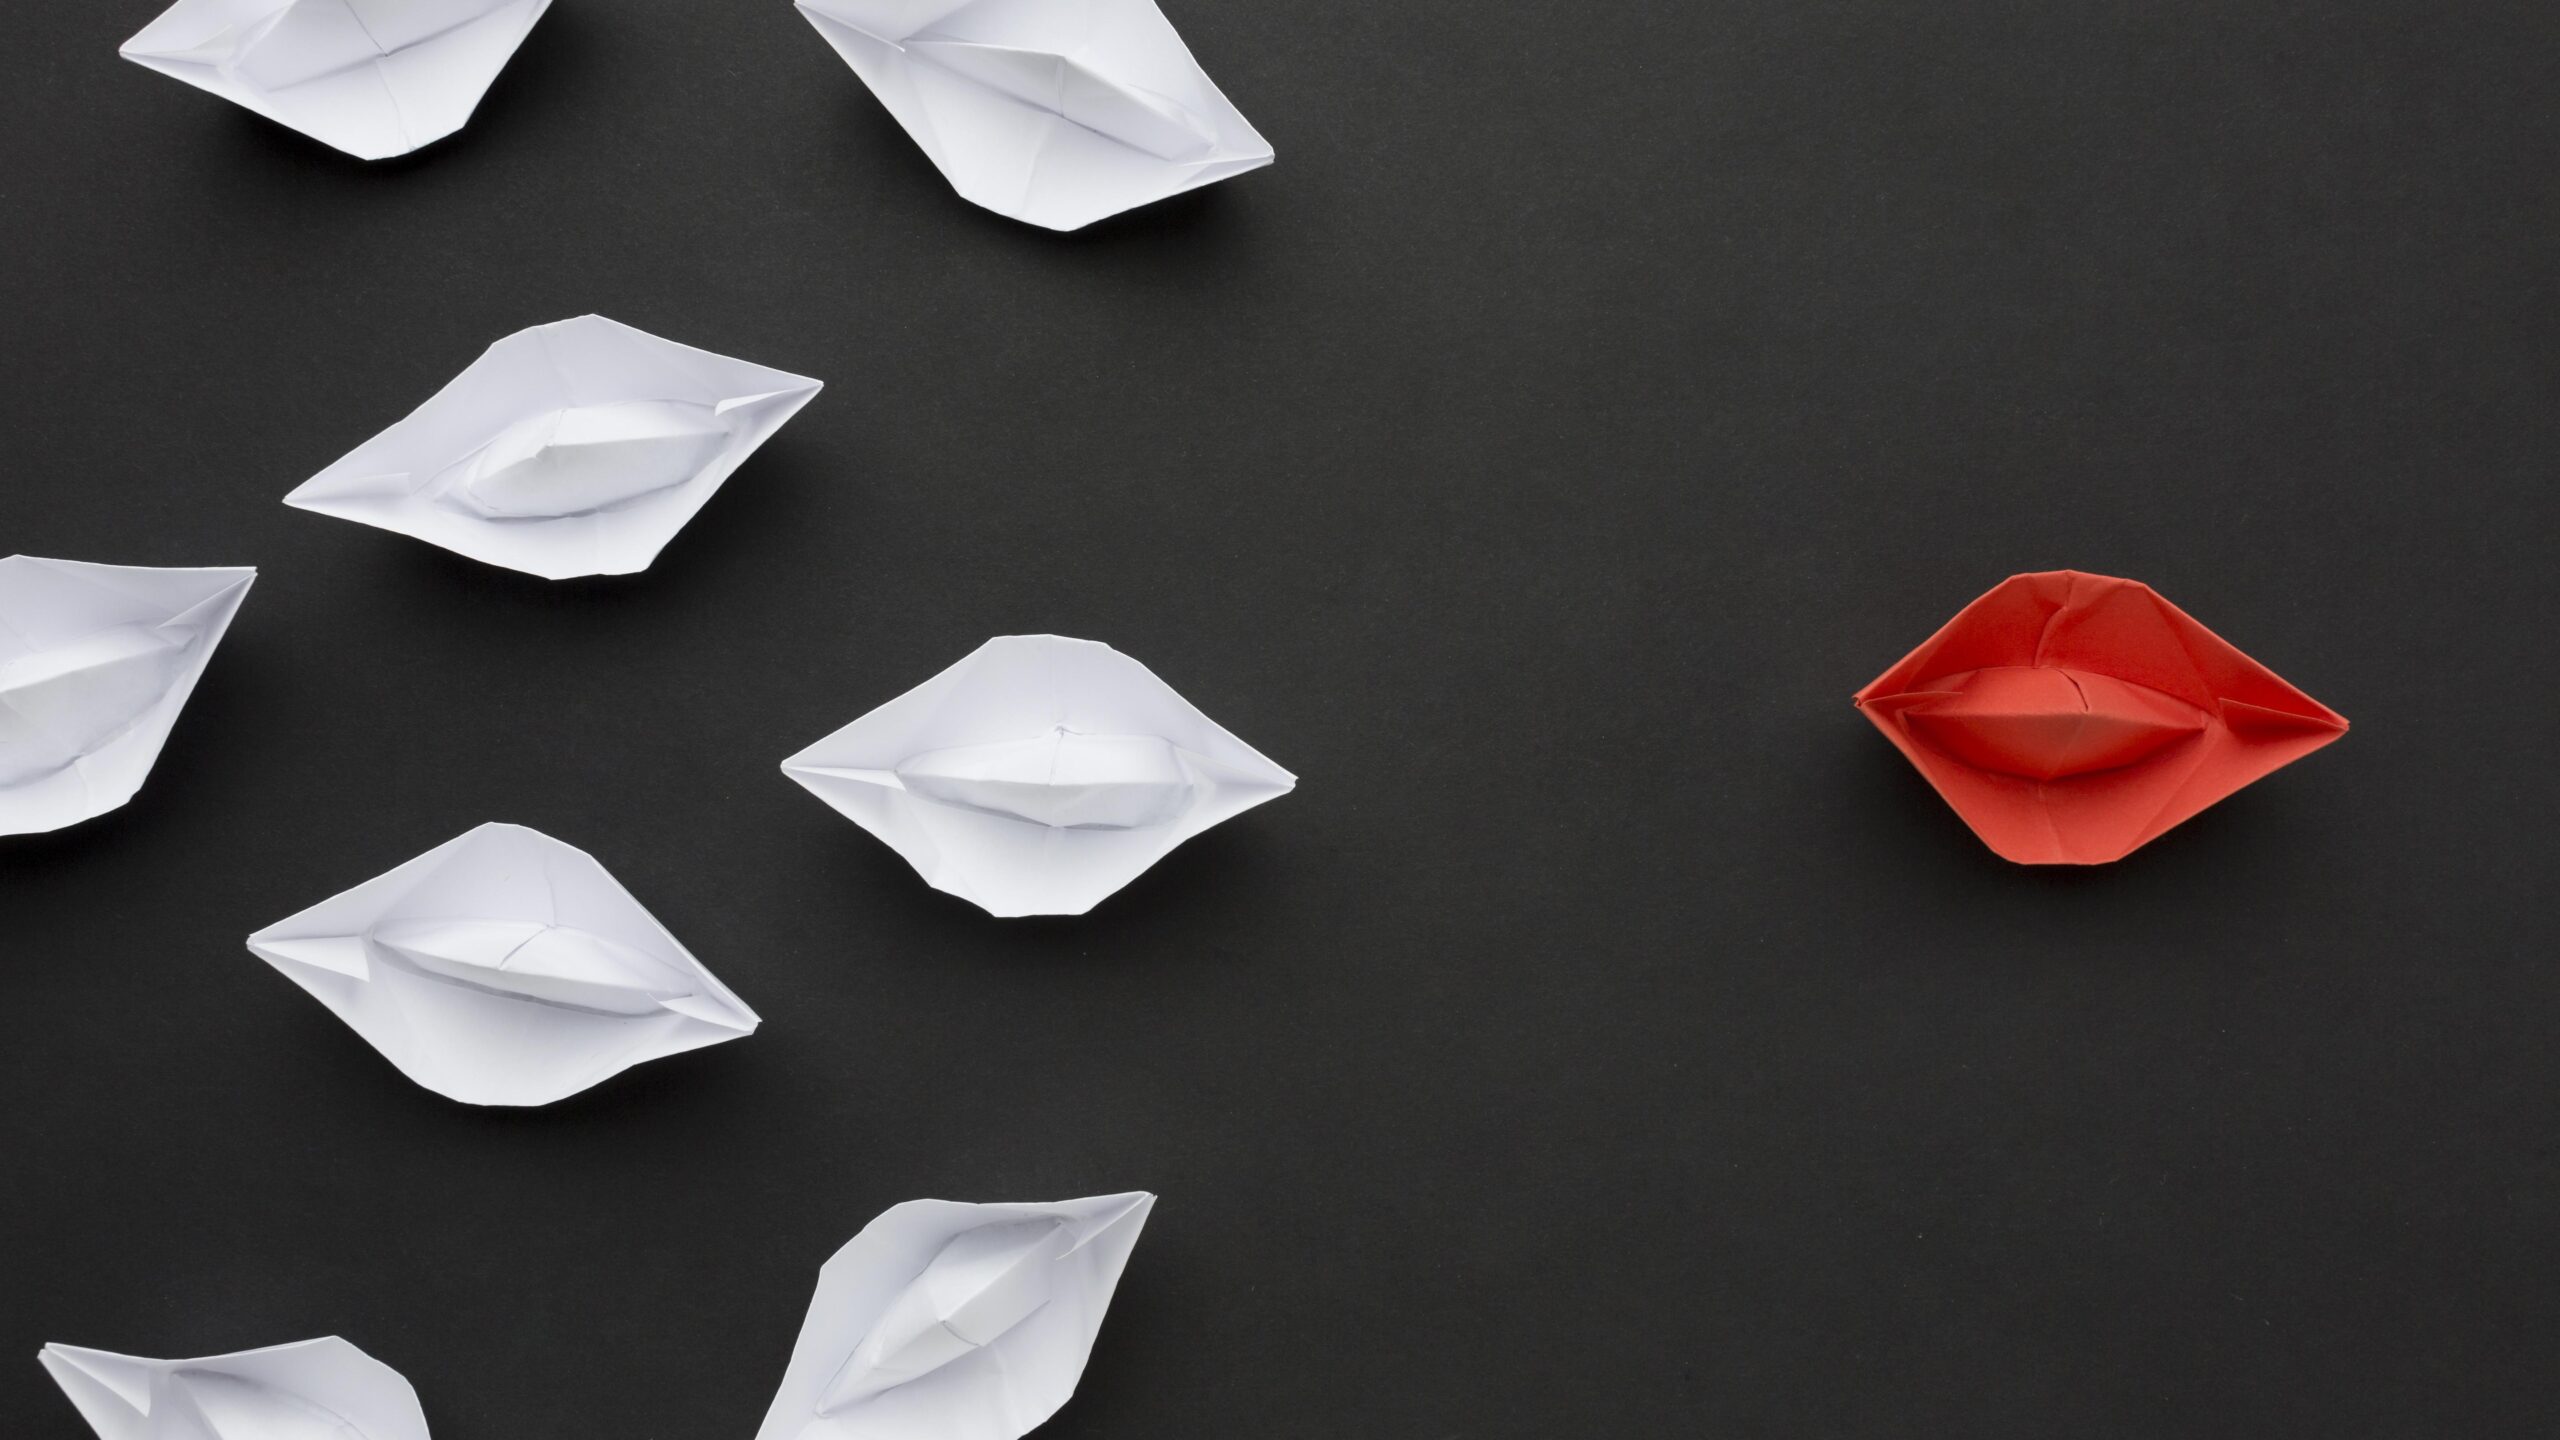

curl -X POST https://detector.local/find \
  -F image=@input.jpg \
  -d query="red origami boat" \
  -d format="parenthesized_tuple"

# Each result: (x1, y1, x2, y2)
(1854, 571, 2348, 863)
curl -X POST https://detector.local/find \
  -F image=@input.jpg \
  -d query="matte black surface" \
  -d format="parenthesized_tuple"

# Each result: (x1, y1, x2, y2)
(4, 3, 2556, 1435)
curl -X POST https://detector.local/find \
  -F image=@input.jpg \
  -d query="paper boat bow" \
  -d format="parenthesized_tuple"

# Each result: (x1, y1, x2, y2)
(1855, 570, 2347, 863)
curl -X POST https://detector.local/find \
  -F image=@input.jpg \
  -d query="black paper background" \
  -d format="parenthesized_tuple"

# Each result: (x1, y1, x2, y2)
(5, 3, 2557, 1435)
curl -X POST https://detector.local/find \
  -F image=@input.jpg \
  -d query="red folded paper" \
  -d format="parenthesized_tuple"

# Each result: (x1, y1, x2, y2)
(1854, 571, 2347, 863)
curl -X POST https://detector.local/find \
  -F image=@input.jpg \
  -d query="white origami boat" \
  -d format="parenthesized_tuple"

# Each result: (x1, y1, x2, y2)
(287, 315, 824, 579)
(796, 0, 1273, 230)
(247, 822, 759, 1105)
(40, 1336, 430, 1440)
(0, 557, 254, 837)
(754, 1193, 1155, 1440)
(120, 0, 553, 160)
(782, 636, 1295, 916)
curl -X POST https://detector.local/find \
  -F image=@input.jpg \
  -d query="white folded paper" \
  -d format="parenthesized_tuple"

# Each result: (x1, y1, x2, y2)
(754, 1193, 1155, 1440)
(782, 635, 1294, 916)
(287, 315, 824, 579)
(795, 0, 1272, 230)
(247, 822, 758, 1105)
(40, 1336, 429, 1440)
(120, 0, 553, 161)
(0, 557, 255, 837)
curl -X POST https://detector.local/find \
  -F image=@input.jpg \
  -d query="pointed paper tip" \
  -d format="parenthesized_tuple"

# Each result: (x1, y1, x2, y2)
(286, 471, 417, 509)
(2222, 698, 2351, 738)
(120, 40, 227, 66)
(1854, 689, 1961, 714)
(662, 992, 760, 1032)
(715, 382, 823, 419)
(782, 761, 901, 788)
(250, 934, 373, 979)
(37, 1341, 154, 1417)
(1057, 1191, 1157, 1255)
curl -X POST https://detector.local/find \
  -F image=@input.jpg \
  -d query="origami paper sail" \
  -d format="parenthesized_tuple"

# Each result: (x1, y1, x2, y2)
(0, 557, 255, 837)
(287, 315, 823, 579)
(1855, 570, 2348, 863)
(40, 1336, 429, 1440)
(247, 822, 758, 1105)
(120, 0, 552, 161)
(795, 0, 1273, 230)
(782, 635, 1294, 916)
(754, 1193, 1155, 1440)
